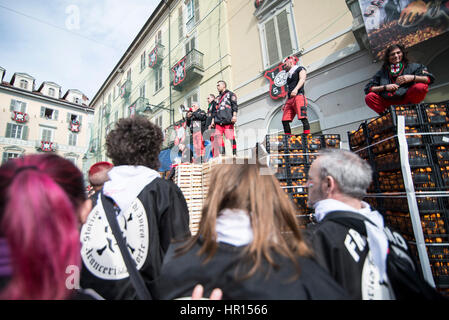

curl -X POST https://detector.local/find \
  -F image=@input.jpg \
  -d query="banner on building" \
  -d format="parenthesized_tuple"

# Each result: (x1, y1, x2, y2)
(359, 0, 449, 60)
(172, 57, 186, 87)
(149, 47, 158, 68)
(263, 63, 288, 100)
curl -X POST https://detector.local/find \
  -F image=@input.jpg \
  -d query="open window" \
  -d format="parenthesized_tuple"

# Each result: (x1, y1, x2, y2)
(40, 106, 59, 120)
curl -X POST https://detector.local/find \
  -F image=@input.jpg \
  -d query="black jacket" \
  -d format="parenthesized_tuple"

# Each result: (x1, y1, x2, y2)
(206, 101, 216, 128)
(364, 62, 435, 100)
(186, 108, 207, 134)
(80, 178, 191, 300)
(287, 66, 306, 98)
(303, 210, 433, 300)
(213, 90, 238, 126)
(154, 239, 349, 300)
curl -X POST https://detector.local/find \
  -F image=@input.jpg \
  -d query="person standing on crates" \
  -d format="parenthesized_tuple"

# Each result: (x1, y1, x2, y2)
(206, 94, 217, 159)
(281, 56, 310, 135)
(303, 149, 444, 300)
(79, 116, 191, 300)
(212, 80, 238, 157)
(364, 44, 435, 115)
(186, 103, 207, 163)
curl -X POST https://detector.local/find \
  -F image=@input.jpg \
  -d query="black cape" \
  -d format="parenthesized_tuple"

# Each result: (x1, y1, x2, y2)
(80, 178, 191, 300)
(154, 239, 349, 300)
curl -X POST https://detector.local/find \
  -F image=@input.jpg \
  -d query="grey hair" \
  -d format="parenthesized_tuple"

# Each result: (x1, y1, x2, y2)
(316, 149, 373, 199)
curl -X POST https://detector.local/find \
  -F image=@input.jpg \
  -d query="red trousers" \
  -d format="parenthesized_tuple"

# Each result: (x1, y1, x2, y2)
(365, 83, 429, 114)
(192, 131, 205, 160)
(214, 124, 236, 156)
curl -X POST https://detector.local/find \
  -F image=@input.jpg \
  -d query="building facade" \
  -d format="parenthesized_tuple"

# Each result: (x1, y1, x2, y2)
(0, 66, 94, 172)
(227, 0, 449, 155)
(89, 0, 449, 161)
(89, 0, 232, 165)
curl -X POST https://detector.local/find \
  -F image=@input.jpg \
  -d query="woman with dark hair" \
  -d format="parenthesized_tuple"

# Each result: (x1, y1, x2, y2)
(79, 116, 191, 300)
(155, 159, 348, 299)
(0, 154, 94, 299)
(364, 44, 435, 114)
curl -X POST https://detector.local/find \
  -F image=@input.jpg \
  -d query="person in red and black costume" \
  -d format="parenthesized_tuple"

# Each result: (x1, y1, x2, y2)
(211, 80, 238, 156)
(186, 103, 207, 163)
(364, 44, 435, 115)
(282, 56, 310, 135)
(206, 94, 218, 158)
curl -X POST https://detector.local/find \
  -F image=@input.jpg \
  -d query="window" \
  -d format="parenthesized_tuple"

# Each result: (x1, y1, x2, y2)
(185, 36, 196, 54)
(178, 6, 184, 40)
(5, 123, 28, 140)
(41, 128, 53, 142)
(186, 91, 198, 108)
(40, 107, 58, 120)
(73, 97, 80, 104)
(186, 0, 199, 32)
(259, 5, 297, 68)
(67, 113, 82, 124)
(155, 30, 162, 45)
(19, 79, 28, 90)
(115, 82, 120, 99)
(68, 132, 77, 146)
(2, 152, 20, 164)
(48, 87, 56, 97)
(140, 51, 146, 72)
(108, 93, 112, 105)
(140, 83, 146, 98)
(127, 68, 132, 81)
(153, 114, 163, 128)
(114, 111, 118, 123)
(155, 66, 163, 92)
(10, 99, 27, 112)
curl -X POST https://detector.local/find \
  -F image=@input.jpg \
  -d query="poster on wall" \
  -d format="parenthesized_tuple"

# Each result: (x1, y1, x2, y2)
(358, 0, 449, 60)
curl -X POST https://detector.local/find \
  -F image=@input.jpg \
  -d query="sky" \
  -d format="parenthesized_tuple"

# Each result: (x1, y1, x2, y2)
(0, 0, 160, 100)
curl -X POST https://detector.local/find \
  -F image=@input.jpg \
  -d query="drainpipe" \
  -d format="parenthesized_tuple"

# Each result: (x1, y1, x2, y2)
(164, 0, 173, 126)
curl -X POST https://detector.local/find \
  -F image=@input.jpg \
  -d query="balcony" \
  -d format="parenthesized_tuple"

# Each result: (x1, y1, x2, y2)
(120, 79, 132, 99)
(36, 140, 57, 152)
(11, 111, 29, 123)
(149, 43, 165, 68)
(129, 97, 149, 115)
(170, 49, 204, 92)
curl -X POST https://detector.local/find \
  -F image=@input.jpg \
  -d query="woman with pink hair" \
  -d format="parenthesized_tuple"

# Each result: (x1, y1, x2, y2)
(0, 154, 93, 300)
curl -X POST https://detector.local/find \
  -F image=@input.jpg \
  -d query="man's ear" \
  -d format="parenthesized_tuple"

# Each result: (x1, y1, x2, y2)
(326, 176, 338, 194)
(78, 198, 93, 225)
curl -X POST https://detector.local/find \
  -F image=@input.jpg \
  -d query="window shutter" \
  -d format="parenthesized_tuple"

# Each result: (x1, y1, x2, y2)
(40, 106, 45, 118)
(5, 123, 12, 138)
(2, 153, 7, 165)
(178, 6, 184, 40)
(186, 42, 190, 54)
(194, 0, 200, 23)
(20, 102, 26, 113)
(193, 93, 198, 103)
(10, 100, 17, 111)
(54, 110, 59, 121)
(277, 9, 293, 58)
(79, 115, 83, 124)
(191, 38, 195, 51)
(22, 126, 29, 140)
(264, 18, 279, 66)
(67, 113, 71, 123)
